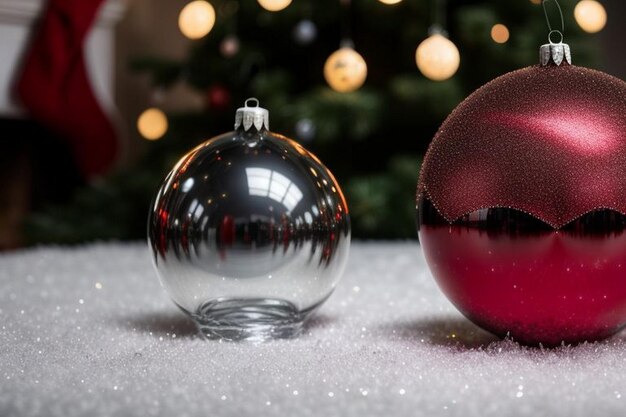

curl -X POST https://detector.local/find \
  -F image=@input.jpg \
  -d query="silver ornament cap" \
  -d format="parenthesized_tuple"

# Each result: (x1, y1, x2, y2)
(539, 1, 571, 67)
(540, 41, 572, 66)
(234, 98, 269, 132)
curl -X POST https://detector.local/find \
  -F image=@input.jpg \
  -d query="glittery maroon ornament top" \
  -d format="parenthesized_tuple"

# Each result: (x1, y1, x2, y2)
(418, 65, 626, 228)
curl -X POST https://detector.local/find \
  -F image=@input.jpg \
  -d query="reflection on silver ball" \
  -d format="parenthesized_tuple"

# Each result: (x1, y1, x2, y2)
(295, 118, 316, 142)
(293, 20, 317, 45)
(148, 130, 350, 341)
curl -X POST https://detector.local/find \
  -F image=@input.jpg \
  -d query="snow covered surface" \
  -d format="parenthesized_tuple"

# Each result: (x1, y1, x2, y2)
(1, 242, 626, 417)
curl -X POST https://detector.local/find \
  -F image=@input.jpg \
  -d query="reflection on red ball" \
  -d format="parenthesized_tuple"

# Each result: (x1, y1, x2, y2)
(418, 65, 626, 345)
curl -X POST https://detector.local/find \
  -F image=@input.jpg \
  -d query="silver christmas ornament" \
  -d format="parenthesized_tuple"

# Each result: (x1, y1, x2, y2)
(295, 118, 316, 142)
(148, 98, 351, 342)
(220, 35, 240, 57)
(293, 19, 317, 45)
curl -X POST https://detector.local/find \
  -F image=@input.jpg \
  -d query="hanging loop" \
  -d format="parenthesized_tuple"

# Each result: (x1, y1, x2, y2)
(548, 30, 563, 45)
(245, 98, 260, 108)
(539, 0, 572, 66)
(542, 0, 565, 43)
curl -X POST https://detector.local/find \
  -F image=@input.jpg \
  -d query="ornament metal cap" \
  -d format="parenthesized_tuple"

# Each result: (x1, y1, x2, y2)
(539, 1, 571, 66)
(235, 98, 269, 132)
(540, 33, 572, 66)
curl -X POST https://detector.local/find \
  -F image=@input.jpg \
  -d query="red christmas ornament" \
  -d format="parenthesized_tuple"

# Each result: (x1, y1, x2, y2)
(417, 40, 626, 345)
(207, 85, 231, 111)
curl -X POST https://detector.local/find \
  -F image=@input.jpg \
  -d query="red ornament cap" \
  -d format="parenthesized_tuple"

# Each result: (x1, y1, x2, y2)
(418, 65, 626, 228)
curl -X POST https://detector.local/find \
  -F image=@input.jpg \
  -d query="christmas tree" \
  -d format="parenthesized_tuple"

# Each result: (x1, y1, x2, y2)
(25, 0, 601, 243)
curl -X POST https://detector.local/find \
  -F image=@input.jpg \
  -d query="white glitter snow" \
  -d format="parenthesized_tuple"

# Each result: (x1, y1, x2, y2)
(1, 242, 626, 417)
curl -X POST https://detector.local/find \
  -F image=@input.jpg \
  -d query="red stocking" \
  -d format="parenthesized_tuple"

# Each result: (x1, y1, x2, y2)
(16, 0, 118, 178)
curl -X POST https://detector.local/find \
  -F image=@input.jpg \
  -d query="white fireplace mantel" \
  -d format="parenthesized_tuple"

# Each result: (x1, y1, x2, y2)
(0, 0, 126, 118)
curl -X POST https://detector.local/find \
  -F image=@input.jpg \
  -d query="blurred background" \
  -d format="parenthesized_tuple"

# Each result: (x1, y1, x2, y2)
(0, 0, 623, 248)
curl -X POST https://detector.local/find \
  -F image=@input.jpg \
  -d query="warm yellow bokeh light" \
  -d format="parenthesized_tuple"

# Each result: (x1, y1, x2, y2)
(378, 0, 403, 4)
(491, 24, 510, 44)
(257, 0, 292, 12)
(415, 34, 460, 81)
(137, 108, 168, 141)
(529, 0, 541, 4)
(574, 0, 607, 33)
(178, 1, 216, 40)
(324, 47, 368, 93)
